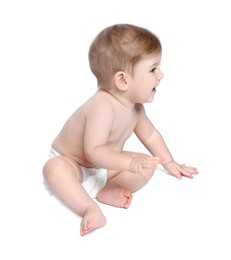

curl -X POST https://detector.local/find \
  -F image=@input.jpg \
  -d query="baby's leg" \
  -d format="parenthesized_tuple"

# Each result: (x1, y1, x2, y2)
(97, 152, 155, 208)
(43, 156, 106, 236)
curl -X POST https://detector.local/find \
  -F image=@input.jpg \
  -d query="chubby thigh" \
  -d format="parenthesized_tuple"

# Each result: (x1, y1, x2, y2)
(43, 150, 85, 198)
(43, 152, 107, 198)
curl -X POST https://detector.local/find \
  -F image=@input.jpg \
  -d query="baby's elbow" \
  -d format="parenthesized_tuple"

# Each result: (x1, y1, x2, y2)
(84, 148, 93, 161)
(84, 145, 107, 168)
(84, 147, 99, 165)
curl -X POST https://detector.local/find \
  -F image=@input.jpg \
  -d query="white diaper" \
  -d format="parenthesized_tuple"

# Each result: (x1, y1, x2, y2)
(44, 148, 107, 199)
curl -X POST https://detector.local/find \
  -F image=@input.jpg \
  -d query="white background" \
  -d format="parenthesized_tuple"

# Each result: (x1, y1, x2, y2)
(1, 0, 231, 259)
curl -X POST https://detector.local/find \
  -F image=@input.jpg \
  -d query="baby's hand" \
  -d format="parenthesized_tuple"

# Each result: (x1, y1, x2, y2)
(163, 160, 199, 179)
(129, 156, 163, 178)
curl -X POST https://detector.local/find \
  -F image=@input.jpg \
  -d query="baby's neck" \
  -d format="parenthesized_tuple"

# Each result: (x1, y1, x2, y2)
(99, 88, 136, 110)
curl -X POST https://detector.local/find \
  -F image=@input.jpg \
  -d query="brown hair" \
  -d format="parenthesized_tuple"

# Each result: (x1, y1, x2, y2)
(88, 24, 162, 88)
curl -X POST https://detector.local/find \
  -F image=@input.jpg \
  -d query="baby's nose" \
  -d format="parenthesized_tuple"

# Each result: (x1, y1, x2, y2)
(158, 70, 164, 80)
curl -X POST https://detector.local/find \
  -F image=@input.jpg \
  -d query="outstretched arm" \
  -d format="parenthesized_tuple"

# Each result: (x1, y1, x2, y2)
(134, 105, 198, 179)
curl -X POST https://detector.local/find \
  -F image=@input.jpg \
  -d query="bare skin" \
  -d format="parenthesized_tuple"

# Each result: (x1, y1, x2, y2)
(97, 184, 133, 208)
(80, 203, 106, 236)
(43, 54, 198, 236)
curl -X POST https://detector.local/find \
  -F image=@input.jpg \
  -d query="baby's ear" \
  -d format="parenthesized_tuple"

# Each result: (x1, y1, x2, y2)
(114, 71, 129, 91)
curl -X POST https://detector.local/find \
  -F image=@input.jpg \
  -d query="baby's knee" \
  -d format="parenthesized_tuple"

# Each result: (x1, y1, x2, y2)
(144, 168, 155, 180)
(42, 157, 63, 181)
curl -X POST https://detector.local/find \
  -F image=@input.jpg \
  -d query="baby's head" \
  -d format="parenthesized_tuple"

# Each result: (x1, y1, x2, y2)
(88, 24, 162, 89)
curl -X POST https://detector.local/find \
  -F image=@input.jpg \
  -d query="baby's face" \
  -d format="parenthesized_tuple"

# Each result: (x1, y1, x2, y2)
(128, 53, 164, 103)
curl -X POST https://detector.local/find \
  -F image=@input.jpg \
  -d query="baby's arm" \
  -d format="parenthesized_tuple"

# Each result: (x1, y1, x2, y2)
(134, 105, 198, 179)
(143, 130, 198, 179)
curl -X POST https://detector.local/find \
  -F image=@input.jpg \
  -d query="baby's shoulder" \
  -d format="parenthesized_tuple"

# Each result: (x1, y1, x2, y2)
(86, 90, 113, 106)
(80, 90, 114, 114)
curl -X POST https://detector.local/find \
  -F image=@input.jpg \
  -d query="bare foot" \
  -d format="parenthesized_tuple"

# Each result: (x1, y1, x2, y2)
(97, 184, 133, 208)
(80, 203, 106, 236)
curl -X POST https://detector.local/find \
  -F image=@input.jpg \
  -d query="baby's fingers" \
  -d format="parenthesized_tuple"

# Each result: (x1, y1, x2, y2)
(183, 165, 199, 174)
(145, 156, 164, 164)
(142, 162, 158, 170)
(179, 165, 199, 179)
(142, 157, 163, 169)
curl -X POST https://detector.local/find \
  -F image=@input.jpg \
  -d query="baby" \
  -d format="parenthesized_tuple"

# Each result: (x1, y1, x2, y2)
(43, 23, 198, 236)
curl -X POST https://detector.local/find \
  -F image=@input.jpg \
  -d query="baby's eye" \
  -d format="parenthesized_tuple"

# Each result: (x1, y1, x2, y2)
(150, 68, 156, 73)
